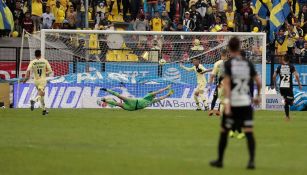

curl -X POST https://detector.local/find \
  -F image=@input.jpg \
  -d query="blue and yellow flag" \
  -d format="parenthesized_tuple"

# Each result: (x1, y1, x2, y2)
(269, 0, 290, 41)
(0, 0, 14, 31)
(252, 0, 268, 19)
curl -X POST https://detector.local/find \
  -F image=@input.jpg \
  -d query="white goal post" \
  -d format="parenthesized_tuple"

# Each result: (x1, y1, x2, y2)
(20, 30, 267, 109)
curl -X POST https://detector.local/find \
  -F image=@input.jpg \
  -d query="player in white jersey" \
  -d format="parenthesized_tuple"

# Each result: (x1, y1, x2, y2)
(180, 57, 212, 111)
(273, 56, 302, 120)
(210, 37, 262, 169)
(23, 50, 52, 115)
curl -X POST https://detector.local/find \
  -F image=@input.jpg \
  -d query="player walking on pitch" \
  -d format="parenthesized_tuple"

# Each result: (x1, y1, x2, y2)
(99, 85, 174, 111)
(210, 37, 262, 169)
(180, 58, 212, 111)
(272, 56, 302, 121)
(208, 49, 228, 116)
(23, 50, 52, 115)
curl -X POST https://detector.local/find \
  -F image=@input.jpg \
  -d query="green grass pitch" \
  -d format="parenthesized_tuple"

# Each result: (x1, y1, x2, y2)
(0, 109, 307, 175)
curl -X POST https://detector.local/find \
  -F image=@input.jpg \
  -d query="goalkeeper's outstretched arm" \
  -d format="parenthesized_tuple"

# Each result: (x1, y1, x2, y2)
(153, 90, 174, 103)
(150, 85, 171, 96)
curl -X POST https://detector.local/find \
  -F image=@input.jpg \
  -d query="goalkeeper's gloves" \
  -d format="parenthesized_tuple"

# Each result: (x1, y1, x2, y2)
(100, 88, 107, 91)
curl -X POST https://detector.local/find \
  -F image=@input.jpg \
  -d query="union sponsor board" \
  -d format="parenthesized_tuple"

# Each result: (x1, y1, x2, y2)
(14, 83, 213, 109)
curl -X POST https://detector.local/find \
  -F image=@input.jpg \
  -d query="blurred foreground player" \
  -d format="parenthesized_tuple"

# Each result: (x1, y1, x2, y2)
(210, 37, 262, 169)
(23, 50, 52, 115)
(272, 56, 302, 121)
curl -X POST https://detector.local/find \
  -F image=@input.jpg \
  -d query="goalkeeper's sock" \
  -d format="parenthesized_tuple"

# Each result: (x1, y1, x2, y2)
(40, 96, 46, 110)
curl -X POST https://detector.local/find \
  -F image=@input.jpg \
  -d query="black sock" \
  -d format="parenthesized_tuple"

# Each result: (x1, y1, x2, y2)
(284, 104, 290, 117)
(218, 131, 228, 162)
(211, 94, 218, 110)
(245, 132, 256, 163)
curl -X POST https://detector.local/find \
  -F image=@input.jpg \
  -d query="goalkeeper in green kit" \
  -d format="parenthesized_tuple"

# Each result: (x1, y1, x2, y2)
(99, 85, 174, 111)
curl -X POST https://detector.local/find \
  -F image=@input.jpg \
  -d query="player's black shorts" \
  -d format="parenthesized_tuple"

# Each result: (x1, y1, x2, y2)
(221, 106, 254, 129)
(280, 88, 294, 104)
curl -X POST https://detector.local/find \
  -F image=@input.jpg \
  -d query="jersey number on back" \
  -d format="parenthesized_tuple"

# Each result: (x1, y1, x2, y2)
(280, 74, 290, 88)
(233, 79, 249, 95)
(37, 69, 42, 77)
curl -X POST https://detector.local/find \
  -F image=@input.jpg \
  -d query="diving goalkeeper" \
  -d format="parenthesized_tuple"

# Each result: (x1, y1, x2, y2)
(99, 85, 174, 111)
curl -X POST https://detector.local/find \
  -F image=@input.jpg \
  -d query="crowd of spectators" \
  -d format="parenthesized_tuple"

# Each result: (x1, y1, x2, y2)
(2, 0, 307, 63)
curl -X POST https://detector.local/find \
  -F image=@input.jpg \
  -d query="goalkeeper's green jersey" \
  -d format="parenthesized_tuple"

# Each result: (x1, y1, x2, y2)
(123, 93, 155, 111)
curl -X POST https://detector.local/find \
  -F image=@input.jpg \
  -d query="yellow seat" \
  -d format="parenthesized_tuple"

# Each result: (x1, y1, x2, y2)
(127, 54, 138, 62)
(112, 50, 121, 55)
(117, 53, 127, 61)
(113, 14, 124, 22)
(122, 50, 131, 55)
(106, 53, 117, 61)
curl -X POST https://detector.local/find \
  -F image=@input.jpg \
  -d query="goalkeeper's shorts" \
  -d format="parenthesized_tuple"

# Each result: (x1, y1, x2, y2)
(122, 93, 154, 111)
(34, 79, 47, 92)
(122, 99, 138, 111)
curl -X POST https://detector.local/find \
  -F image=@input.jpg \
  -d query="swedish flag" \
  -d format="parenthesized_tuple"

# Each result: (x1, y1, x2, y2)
(252, 0, 268, 19)
(269, 0, 290, 41)
(0, 0, 14, 31)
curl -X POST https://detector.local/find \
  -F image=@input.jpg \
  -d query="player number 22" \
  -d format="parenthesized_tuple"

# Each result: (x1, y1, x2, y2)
(233, 79, 249, 95)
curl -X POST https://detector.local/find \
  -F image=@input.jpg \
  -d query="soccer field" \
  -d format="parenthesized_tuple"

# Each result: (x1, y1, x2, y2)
(0, 109, 306, 175)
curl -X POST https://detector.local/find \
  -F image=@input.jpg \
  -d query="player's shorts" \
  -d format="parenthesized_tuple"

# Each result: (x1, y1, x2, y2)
(122, 98, 138, 111)
(221, 106, 254, 129)
(34, 79, 47, 91)
(280, 88, 294, 104)
(122, 93, 154, 111)
(196, 83, 206, 92)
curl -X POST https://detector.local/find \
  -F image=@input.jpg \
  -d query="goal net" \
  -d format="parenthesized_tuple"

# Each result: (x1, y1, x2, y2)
(15, 30, 266, 110)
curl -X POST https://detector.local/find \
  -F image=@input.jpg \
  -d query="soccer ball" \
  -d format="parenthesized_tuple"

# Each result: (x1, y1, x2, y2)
(159, 59, 166, 65)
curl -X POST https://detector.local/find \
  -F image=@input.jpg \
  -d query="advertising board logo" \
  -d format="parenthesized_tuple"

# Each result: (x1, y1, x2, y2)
(164, 68, 181, 81)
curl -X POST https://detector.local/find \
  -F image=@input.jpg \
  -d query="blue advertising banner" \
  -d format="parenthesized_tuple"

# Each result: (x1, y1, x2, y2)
(68, 62, 307, 88)
(14, 63, 307, 110)
(14, 83, 206, 109)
